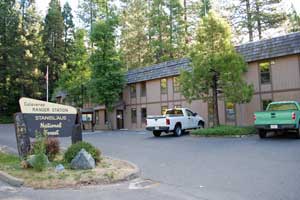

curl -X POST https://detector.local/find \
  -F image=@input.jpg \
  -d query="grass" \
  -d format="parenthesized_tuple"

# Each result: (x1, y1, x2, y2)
(0, 115, 14, 124)
(191, 125, 256, 136)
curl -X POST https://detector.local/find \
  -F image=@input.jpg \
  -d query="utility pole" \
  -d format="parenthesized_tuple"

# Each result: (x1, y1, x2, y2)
(46, 65, 49, 102)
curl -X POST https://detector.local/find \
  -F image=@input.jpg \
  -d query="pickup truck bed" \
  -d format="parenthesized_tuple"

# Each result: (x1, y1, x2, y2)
(254, 101, 300, 139)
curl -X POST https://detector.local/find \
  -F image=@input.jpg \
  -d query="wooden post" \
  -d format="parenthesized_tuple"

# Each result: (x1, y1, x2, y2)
(72, 109, 82, 144)
(14, 113, 30, 158)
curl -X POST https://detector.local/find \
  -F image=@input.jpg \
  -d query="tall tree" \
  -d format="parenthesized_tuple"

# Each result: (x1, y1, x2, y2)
(62, 2, 75, 59)
(180, 12, 253, 126)
(42, 0, 65, 99)
(89, 15, 125, 129)
(120, 0, 152, 69)
(0, 0, 21, 114)
(253, 0, 287, 40)
(56, 29, 90, 107)
(228, 0, 286, 41)
(288, 5, 300, 33)
(78, 0, 103, 33)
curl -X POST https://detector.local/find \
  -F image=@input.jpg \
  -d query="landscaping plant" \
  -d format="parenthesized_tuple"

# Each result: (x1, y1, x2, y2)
(191, 125, 256, 136)
(31, 132, 48, 171)
(45, 137, 60, 161)
(64, 141, 101, 163)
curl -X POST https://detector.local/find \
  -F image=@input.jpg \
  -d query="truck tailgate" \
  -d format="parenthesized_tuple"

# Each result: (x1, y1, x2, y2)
(147, 116, 167, 127)
(255, 111, 295, 125)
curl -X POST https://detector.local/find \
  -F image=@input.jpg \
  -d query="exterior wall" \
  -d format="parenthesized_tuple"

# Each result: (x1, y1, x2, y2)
(91, 54, 300, 130)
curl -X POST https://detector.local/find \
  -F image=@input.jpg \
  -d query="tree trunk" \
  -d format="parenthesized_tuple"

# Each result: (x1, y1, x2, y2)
(245, 0, 253, 41)
(183, 0, 188, 44)
(212, 72, 220, 126)
(255, 0, 262, 39)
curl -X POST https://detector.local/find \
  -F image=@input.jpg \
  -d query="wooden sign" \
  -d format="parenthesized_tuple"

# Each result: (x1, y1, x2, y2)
(19, 98, 77, 137)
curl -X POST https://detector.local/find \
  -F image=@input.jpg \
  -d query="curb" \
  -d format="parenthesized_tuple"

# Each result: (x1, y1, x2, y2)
(104, 156, 141, 182)
(190, 134, 255, 138)
(0, 171, 24, 187)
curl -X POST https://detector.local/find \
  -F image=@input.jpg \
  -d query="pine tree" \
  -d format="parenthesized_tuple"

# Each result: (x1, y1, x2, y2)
(120, 0, 152, 69)
(56, 29, 90, 107)
(288, 5, 300, 33)
(0, 0, 21, 114)
(180, 12, 253, 126)
(42, 0, 65, 99)
(89, 15, 125, 129)
(62, 2, 75, 60)
(78, 0, 103, 33)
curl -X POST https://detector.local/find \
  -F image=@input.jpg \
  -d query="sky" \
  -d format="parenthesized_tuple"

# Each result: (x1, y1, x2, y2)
(36, 0, 300, 18)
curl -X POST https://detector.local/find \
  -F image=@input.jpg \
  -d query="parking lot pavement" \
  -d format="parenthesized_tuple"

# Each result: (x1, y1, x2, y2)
(1, 124, 300, 200)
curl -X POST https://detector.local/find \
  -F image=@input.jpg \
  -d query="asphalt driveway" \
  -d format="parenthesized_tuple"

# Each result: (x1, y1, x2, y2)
(0, 124, 300, 200)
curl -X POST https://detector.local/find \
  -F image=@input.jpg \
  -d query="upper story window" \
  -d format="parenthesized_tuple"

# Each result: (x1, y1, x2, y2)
(173, 76, 180, 93)
(161, 78, 167, 94)
(140, 82, 146, 97)
(259, 62, 271, 84)
(130, 84, 136, 98)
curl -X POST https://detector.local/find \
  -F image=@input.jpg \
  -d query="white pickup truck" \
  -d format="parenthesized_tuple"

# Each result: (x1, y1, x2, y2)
(146, 108, 205, 137)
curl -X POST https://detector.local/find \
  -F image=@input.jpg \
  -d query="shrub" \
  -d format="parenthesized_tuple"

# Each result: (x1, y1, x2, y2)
(191, 125, 256, 136)
(64, 141, 101, 164)
(45, 137, 60, 161)
(31, 132, 48, 171)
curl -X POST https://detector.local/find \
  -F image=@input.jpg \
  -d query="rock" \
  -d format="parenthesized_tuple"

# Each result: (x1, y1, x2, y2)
(70, 149, 95, 170)
(27, 154, 49, 167)
(55, 164, 65, 172)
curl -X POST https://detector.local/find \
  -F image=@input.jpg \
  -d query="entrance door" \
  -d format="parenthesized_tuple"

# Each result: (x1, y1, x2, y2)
(116, 110, 124, 129)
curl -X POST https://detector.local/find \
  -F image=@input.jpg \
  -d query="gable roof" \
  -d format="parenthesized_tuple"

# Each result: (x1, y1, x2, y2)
(127, 32, 300, 84)
(236, 32, 300, 63)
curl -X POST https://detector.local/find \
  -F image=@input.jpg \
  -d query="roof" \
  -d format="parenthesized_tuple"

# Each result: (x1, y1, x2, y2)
(127, 58, 191, 84)
(236, 32, 300, 63)
(127, 32, 300, 84)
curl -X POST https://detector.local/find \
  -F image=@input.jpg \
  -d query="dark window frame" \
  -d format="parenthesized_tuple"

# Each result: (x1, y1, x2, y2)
(131, 108, 137, 124)
(173, 76, 180, 93)
(141, 107, 147, 123)
(262, 99, 272, 111)
(130, 84, 136, 99)
(140, 82, 146, 97)
(259, 61, 271, 84)
(160, 78, 168, 94)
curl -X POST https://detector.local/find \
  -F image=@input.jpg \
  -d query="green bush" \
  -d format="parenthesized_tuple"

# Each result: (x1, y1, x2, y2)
(0, 115, 13, 124)
(191, 125, 256, 136)
(31, 132, 48, 172)
(64, 141, 101, 164)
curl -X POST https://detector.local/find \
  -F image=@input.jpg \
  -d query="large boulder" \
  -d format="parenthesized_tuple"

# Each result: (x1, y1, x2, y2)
(70, 148, 95, 170)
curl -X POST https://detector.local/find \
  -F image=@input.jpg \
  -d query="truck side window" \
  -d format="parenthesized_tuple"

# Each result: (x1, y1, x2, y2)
(186, 110, 193, 116)
(262, 100, 272, 111)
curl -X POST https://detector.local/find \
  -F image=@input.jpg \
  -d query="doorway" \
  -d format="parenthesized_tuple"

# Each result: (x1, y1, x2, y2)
(116, 110, 124, 129)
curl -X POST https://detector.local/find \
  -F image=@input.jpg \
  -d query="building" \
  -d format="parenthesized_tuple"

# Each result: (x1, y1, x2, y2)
(68, 32, 300, 130)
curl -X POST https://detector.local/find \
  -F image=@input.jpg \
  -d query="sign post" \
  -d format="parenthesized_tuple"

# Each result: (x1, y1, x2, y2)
(14, 97, 81, 158)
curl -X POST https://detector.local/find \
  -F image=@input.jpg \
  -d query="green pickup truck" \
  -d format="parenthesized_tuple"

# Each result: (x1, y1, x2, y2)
(254, 101, 300, 139)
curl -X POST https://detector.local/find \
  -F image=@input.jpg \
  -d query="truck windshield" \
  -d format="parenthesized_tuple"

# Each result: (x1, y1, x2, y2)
(267, 103, 298, 111)
(166, 109, 184, 117)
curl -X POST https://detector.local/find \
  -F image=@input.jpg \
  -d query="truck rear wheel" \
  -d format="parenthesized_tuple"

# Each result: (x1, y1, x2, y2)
(153, 131, 161, 137)
(173, 124, 182, 137)
(258, 130, 267, 139)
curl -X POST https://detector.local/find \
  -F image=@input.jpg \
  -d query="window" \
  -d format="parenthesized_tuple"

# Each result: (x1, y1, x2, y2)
(225, 102, 236, 122)
(131, 108, 137, 123)
(140, 82, 146, 97)
(95, 111, 99, 124)
(130, 84, 136, 98)
(82, 114, 92, 122)
(259, 62, 271, 84)
(160, 78, 167, 94)
(141, 108, 147, 123)
(161, 106, 168, 115)
(267, 103, 298, 111)
(165, 109, 184, 116)
(186, 109, 194, 117)
(104, 110, 108, 124)
(173, 77, 180, 93)
(262, 100, 272, 111)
